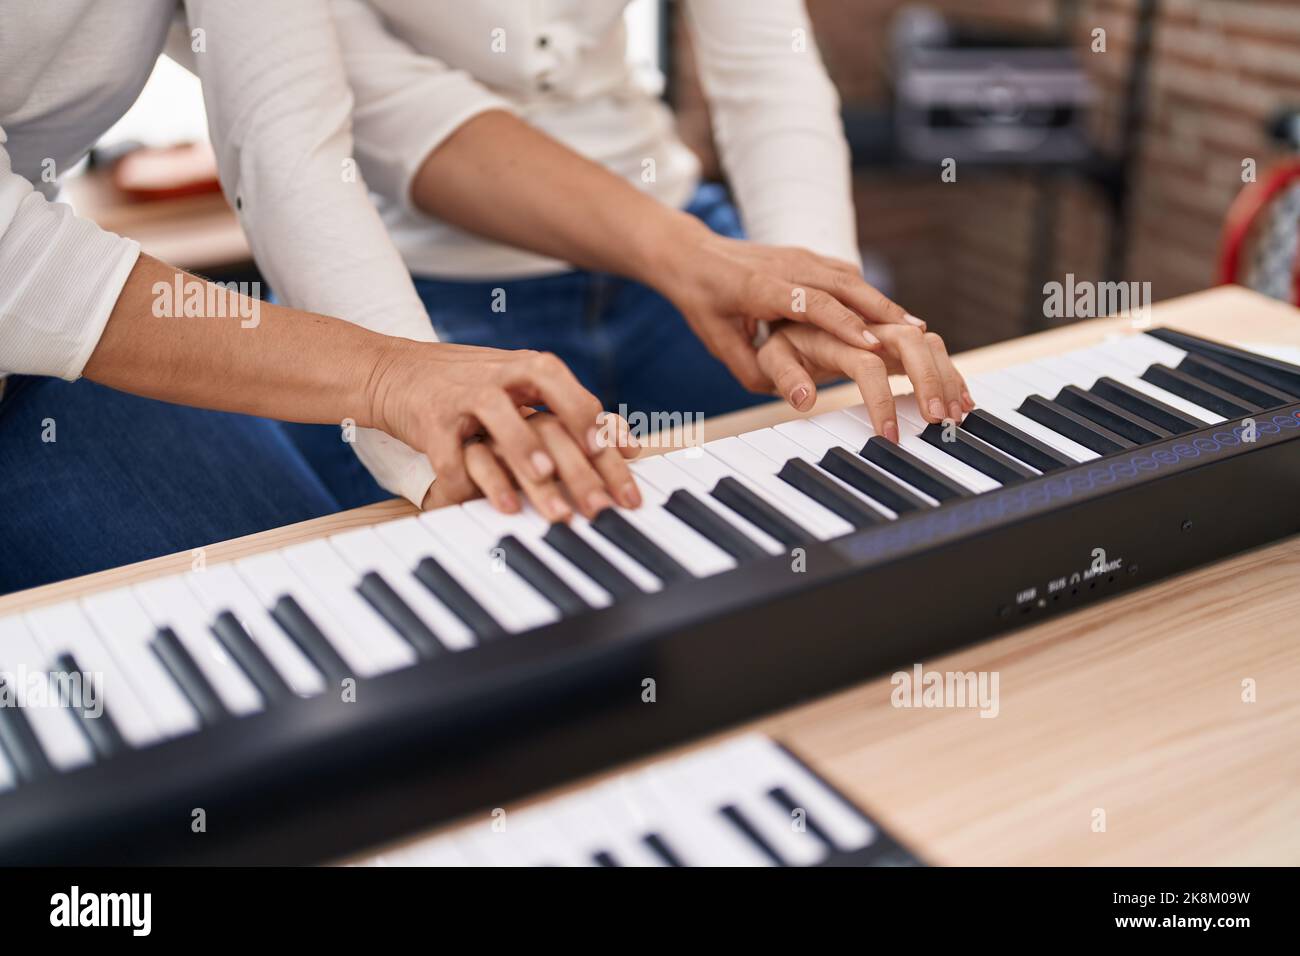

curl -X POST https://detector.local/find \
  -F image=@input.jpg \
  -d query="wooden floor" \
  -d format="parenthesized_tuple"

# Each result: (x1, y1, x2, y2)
(6, 285, 1299, 865)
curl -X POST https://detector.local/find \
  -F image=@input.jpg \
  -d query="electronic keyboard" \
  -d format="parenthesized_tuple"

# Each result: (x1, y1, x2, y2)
(1, 327, 1298, 864)
(356, 734, 921, 867)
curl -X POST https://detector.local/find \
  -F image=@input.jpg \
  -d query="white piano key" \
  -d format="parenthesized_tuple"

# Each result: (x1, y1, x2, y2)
(456, 826, 531, 867)
(998, 361, 1066, 398)
(329, 526, 478, 649)
(184, 564, 326, 695)
(80, 587, 201, 736)
(566, 514, 662, 593)
(1118, 333, 1189, 368)
(1064, 348, 1224, 423)
(680, 745, 826, 866)
(973, 369, 1037, 406)
(645, 757, 776, 867)
(697, 438, 854, 539)
(968, 387, 1100, 462)
(807, 410, 944, 504)
(0, 616, 94, 770)
(133, 575, 264, 716)
(614, 767, 762, 866)
(546, 790, 666, 866)
(24, 602, 161, 748)
(848, 401, 1002, 494)
(781, 417, 943, 508)
(614, 500, 737, 578)
(729, 735, 876, 853)
(739, 427, 897, 520)
(279, 540, 419, 673)
(372, 515, 523, 630)
(460, 500, 612, 609)
(420, 508, 561, 631)
(381, 836, 473, 867)
(632, 457, 783, 556)
(236, 550, 381, 677)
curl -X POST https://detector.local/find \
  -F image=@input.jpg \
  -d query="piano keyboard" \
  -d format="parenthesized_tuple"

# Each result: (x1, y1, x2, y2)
(357, 734, 919, 867)
(1, 326, 1298, 863)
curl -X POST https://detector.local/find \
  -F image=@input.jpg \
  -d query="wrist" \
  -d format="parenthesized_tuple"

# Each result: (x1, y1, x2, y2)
(361, 336, 424, 440)
(624, 205, 713, 298)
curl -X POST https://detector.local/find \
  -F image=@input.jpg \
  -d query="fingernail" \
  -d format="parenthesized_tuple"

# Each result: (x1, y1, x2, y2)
(861, 329, 880, 347)
(620, 482, 642, 509)
(928, 397, 945, 421)
(791, 385, 810, 408)
(497, 490, 520, 513)
(904, 313, 926, 329)
(962, 389, 975, 410)
(530, 450, 554, 479)
(884, 420, 899, 442)
(586, 490, 612, 514)
(548, 495, 571, 522)
(949, 401, 963, 422)
(586, 427, 604, 454)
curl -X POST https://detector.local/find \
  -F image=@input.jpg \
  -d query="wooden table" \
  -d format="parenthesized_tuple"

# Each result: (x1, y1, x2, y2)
(4, 286, 1298, 865)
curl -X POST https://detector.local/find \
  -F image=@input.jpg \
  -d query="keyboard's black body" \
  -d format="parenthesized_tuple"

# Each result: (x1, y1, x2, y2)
(1, 328, 1298, 864)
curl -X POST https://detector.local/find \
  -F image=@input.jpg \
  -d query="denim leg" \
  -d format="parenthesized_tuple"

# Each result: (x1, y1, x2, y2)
(411, 271, 620, 408)
(0, 377, 340, 594)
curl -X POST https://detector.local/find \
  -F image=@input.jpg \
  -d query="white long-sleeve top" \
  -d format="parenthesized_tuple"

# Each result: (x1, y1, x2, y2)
(0, 0, 439, 506)
(332, 0, 860, 279)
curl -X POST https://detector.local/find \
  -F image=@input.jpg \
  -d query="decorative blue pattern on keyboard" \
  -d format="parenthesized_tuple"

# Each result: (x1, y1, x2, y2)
(834, 410, 1300, 565)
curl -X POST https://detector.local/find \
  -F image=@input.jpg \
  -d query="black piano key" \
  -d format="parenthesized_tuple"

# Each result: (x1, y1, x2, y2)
(777, 458, 885, 528)
(413, 556, 507, 642)
(355, 572, 446, 659)
(859, 436, 970, 502)
(1141, 364, 1255, 418)
(150, 627, 229, 727)
(663, 488, 769, 562)
(643, 833, 686, 867)
(54, 652, 127, 760)
(495, 535, 591, 617)
(592, 851, 620, 867)
(542, 522, 642, 600)
(709, 475, 812, 548)
(1017, 395, 1133, 454)
(818, 447, 931, 512)
(270, 595, 354, 682)
(0, 678, 53, 783)
(919, 423, 1038, 484)
(211, 610, 297, 702)
(1054, 385, 1170, 444)
(719, 805, 786, 866)
(768, 786, 840, 853)
(1145, 327, 1300, 396)
(590, 508, 692, 583)
(1177, 354, 1298, 407)
(1089, 377, 1202, 435)
(960, 409, 1074, 472)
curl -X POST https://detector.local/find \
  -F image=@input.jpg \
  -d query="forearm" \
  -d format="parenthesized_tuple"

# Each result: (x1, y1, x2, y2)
(410, 110, 708, 287)
(83, 254, 393, 429)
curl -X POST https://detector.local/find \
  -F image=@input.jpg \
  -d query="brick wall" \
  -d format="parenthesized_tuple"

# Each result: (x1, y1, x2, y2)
(672, 0, 1300, 351)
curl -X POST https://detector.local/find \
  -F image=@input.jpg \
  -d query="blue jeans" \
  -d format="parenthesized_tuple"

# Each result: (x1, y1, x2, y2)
(0, 376, 340, 595)
(279, 183, 768, 509)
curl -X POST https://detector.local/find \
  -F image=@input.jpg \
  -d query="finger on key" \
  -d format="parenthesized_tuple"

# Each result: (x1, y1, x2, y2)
(464, 441, 521, 514)
(924, 331, 969, 421)
(535, 414, 620, 518)
(781, 324, 900, 442)
(473, 390, 556, 484)
(590, 411, 640, 461)
(875, 324, 947, 424)
(758, 331, 817, 411)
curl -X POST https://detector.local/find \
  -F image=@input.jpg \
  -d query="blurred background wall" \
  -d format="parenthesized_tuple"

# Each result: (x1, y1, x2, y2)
(671, 0, 1300, 352)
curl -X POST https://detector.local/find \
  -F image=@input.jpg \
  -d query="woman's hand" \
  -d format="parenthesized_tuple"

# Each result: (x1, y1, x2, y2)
(650, 221, 926, 401)
(365, 340, 639, 520)
(756, 323, 974, 441)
